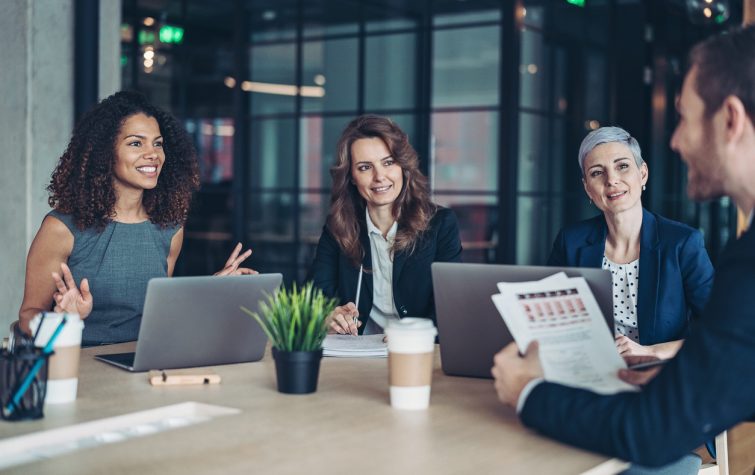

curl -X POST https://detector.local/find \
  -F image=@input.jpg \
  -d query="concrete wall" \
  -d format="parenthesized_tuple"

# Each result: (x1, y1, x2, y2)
(0, 0, 120, 335)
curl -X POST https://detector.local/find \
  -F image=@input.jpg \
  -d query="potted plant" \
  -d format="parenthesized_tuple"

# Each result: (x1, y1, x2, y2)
(241, 282, 336, 394)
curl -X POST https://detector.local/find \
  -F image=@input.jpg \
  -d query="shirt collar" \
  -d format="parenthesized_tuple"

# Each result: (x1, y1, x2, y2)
(365, 207, 397, 239)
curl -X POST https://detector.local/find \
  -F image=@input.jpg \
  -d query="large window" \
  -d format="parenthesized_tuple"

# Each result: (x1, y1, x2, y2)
(121, 0, 733, 282)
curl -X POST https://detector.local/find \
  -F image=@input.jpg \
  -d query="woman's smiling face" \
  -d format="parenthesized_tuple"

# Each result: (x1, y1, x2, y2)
(350, 137, 404, 211)
(113, 113, 165, 192)
(582, 142, 648, 215)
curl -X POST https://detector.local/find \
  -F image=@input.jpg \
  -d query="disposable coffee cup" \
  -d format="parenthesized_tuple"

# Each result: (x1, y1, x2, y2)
(385, 318, 437, 410)
(30, 313, 84, 404)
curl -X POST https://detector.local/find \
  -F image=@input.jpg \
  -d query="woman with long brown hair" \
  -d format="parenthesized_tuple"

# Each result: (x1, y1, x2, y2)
(18, 91, 254, 346)
(310, 115, 462, 335)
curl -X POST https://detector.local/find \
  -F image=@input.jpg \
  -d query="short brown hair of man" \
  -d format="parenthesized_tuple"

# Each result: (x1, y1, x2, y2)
(327, 115, 437, 268)
(689, 24, 755, 121)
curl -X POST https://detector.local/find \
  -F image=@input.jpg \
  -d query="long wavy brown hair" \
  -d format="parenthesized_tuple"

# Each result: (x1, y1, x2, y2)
(48, 91, 199, 230)
(328, 115, 437, 267)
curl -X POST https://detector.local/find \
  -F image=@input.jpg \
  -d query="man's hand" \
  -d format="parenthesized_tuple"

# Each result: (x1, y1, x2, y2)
(491, 341, 544, 407)
(618, 354, 663, 386)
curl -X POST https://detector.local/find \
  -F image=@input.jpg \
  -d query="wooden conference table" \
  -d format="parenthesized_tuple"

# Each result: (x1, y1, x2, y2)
(0, 343, 626, 475)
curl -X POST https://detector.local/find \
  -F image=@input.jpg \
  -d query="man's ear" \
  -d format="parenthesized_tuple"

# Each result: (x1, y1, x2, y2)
(722, 95, 747, 144)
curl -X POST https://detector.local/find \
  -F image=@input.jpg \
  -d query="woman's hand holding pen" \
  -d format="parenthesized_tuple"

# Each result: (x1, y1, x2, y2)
(327, 303, 360, 335)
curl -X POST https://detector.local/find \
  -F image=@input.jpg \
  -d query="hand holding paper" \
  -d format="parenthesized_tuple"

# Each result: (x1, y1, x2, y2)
(492, 274, 636, 395)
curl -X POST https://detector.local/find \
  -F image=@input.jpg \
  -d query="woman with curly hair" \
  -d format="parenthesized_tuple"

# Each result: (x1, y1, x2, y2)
(310, 115, 462, 335)
(18, 91, 254, 345)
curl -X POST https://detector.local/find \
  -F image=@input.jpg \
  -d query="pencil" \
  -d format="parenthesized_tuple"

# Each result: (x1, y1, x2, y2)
(353, 265, 363, 332)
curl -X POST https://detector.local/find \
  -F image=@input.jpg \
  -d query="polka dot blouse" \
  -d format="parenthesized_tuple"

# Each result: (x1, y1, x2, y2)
(602, 256, 640, 343)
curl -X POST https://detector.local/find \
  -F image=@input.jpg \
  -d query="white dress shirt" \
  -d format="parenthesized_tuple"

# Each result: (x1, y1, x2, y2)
(363, 208, 399, 334)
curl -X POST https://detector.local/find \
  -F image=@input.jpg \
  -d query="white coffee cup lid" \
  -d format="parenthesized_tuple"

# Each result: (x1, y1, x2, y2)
(386, 318, 436, 333)
(31, 312, 84, 348)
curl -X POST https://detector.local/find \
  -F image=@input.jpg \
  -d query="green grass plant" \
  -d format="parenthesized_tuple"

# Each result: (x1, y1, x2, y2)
(241, 282, 337, 352)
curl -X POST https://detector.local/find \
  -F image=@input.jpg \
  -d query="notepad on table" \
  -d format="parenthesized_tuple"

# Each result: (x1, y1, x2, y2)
(323, 334, 388, 358)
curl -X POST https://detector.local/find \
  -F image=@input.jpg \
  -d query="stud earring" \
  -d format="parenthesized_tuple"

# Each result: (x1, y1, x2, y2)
(642, 185, 646, 191)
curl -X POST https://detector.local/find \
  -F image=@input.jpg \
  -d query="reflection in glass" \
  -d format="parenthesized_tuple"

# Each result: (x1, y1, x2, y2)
(518, 112, 548, 193)
(433, 193, 498, 263)
(301, 0, 359, 38)
(431, 111, 498, 193)
(302, 38, 358, 113)
(299, 192, 330, 252)
(553, 47, 568, 115)
(366, 17, 417, 33)
(584, 50, 608, 126)
(516, 196, 551, 265)
(248, 192, 295, 240)
(299, 116, 352, 190)
(365, 34, 417, 111)
(519, 29, 550, 111)
(185, 118, 234, 184)
(250, 119, 296, 189)
(433, 0, 501, 27)
(250, 43, 296, 115)
(522, 3, 545, 28)
(432, 26, 500, 108)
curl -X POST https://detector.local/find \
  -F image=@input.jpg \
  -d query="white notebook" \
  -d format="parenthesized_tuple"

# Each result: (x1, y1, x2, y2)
(322, 334, 388, 358)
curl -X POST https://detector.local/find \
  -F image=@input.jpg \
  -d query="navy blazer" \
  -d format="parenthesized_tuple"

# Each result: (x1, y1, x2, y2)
(521, 225, 755, 466)
(547, 208, 714, 345)
(309, 207, 462, 331)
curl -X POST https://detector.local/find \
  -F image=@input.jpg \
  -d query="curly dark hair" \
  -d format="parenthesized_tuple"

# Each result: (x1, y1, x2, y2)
(328, 115, 437, 267)
(48, 90, 200, 230)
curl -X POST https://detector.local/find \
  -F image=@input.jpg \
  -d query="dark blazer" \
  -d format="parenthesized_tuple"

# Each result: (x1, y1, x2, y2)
(309, 207, 462, 331)
(547, 208, 714, 345)
(520, 225, 755, 466)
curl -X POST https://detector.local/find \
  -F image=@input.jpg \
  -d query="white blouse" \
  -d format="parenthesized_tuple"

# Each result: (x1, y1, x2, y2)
(363, 209, 399, 334)
(602, 256, 640, 343)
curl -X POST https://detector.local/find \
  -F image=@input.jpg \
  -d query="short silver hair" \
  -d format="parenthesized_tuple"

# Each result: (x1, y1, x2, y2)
(578, 126, 644, 175)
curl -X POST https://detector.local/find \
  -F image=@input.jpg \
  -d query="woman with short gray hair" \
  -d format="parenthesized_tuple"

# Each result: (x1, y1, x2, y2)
(548, 126, 714, 359)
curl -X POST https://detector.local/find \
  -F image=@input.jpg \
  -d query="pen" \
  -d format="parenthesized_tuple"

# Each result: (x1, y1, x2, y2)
(353, 265, 363, 334)
(6, 315, 68, 415)
(627, 358, 670, 371)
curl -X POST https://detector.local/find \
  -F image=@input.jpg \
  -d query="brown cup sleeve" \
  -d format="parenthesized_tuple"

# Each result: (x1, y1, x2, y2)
(388, 352, 434, 387)
(48, 345, 81, 380)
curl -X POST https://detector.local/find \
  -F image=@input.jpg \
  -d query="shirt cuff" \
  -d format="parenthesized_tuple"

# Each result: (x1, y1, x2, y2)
(516, 378, 545, 414)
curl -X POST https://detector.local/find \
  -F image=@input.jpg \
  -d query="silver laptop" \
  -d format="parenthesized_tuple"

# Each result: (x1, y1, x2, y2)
(431, 263, 614, 379)
(95, 274, 282, 372)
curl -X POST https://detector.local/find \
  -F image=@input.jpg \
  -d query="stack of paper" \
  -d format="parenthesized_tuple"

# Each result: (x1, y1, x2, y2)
(322, 334, 388, 358)
(491, 272, 636, 395)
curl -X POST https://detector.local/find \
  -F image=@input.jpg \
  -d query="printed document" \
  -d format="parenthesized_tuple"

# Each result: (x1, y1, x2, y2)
(492, 274, 636, 394)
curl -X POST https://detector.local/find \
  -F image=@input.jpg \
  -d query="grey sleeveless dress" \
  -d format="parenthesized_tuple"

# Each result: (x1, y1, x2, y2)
(48, 210, 180, 345)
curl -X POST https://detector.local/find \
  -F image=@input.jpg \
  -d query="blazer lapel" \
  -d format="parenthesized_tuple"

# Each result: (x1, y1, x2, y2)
(578, 217, 607, 267)
(392, 249, 407, 287)
(358, 226, 374, 311)
(637, 209, 660, 344)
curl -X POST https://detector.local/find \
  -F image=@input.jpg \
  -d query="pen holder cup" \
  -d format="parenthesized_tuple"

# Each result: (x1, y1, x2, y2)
(0, 346, 51, 421)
